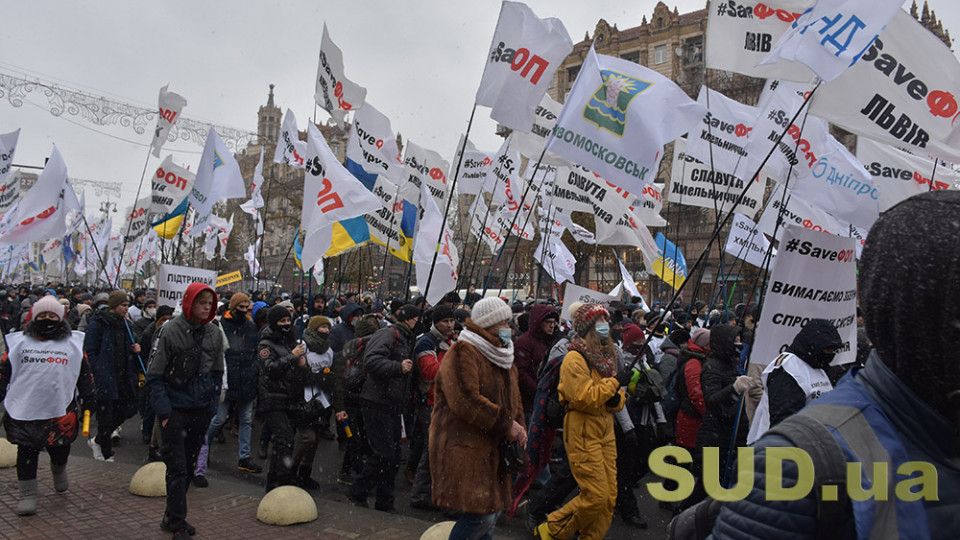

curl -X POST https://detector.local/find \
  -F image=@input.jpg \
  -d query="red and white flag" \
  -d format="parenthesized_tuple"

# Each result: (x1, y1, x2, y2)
(314, 24, 366, 128)
(150, 85, 187, 158)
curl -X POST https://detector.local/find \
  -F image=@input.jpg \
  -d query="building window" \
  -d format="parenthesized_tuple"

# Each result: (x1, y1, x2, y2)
(654, 45, 668, 65)
(330, 142, 341, 155)
(567, 65, 580, 84)
(683, 36, 703, 65)
(621, 51, 641, 64)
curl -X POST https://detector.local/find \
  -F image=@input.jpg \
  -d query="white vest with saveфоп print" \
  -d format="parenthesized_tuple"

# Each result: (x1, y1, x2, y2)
(747, 352, 833, 445)
(4, 331, 84, 421)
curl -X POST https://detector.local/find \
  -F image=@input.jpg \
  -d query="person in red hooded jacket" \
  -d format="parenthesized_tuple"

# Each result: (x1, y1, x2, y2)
(146, 283, 224, 540)
(513, 305, 559, 419)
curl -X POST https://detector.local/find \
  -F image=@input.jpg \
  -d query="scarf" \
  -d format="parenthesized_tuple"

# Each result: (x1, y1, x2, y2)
(568, 334, 617, 377)
(430, 324, 452, 352)
(458, 328, 513, 370)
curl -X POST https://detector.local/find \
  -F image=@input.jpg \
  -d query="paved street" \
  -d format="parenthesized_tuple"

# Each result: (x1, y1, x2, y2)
(0, 414, 675, 538)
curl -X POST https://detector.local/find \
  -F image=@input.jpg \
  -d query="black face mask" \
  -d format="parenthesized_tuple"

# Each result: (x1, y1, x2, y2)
(611, 329, 623, 342)
(34, 319, 62, 340)
(812, 350, 836, 370)
(276, 323, 292, 335)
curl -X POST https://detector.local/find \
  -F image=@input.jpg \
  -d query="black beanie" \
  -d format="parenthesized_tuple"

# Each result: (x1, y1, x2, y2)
(267, 305, 291, 328)
(860, 190, 960, 420)
(432, 305, 455, 324)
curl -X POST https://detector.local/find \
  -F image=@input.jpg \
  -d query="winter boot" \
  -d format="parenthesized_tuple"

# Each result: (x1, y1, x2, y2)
(296, 467, 321, 490)
(16, 479, 38, 516)
(51, 463, 69, 492)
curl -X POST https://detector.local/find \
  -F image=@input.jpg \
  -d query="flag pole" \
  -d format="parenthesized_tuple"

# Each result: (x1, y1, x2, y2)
(256, 161, 276, 293)
(115, 149, 154, 287)
(422, 104, 477, 302)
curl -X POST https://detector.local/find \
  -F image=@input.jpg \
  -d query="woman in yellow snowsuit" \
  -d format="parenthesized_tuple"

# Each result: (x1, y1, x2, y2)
(536, 303, 633, 540)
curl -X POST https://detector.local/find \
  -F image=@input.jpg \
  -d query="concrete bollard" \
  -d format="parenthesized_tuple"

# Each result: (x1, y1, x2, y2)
(129, 461, 167, 497)
(257, 485, 318, 525)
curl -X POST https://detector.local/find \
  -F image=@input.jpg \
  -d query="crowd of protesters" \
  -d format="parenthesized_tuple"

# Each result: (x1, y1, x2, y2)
(0, 193, 957, 540)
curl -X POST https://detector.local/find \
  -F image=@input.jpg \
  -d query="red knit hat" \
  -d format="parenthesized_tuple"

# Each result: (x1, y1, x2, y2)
(622, 323, 646, 349)
(574, 303, 608, 336)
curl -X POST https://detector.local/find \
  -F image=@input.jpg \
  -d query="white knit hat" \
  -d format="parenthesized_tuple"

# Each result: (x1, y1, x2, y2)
(470, 297, 512, 329)
(31, 295, 65, 319)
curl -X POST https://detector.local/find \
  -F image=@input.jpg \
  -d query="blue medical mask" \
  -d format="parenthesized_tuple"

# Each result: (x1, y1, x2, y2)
(498, 328, 512, 346)
(595, 322, 611, 340)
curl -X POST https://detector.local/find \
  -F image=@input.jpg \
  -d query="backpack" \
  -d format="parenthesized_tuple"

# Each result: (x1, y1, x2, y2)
(343, 337, 369, 394)
(667, 413, 851, 540)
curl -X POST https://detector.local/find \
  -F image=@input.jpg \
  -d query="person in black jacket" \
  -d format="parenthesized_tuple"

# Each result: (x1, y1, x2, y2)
(347, 303, 419, 512)
(695, 324, 757, 493)
(329, 302, 365, 353)
(145, 283, 224, 539)
(257, 305, 309, 492)
(207, 293, 262, 474)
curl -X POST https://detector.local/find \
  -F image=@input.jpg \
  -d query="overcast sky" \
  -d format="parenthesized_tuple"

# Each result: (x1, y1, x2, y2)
(2, 0, 957, 217)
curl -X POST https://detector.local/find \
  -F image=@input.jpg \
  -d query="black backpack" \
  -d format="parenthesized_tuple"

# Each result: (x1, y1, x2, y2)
(343, 337, 369, 394)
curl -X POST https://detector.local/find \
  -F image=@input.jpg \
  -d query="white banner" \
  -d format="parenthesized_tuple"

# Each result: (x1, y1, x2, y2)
(684, 86, 760, 175)
(151, 85, 187, 158)
(456, 150, 494, 196)
(548, 46, 704, 193)
(151, 155, 195, 214)
(560, 282, 618, 321)
(811, 10, 960, 163)
(706, 0, 816, 82)
(734, 79, 813, 183)
(631, 182, 667, 227)
(414, 182, 458, 306)
(751, 225, 858, 368)
(315, 24, 366, 128)
(469, 195, 506, 255)
(476, 1, 572, 132)
(399, 141, 450, 211)
(512, 93, 566, 163)
(364, 176, 405, 251)
(669, 138, 766, 218)
(0, 146, 70, 246)
(157, 264, 217, 310)
(347, 103, 402, 183)
(121, 195, 152, 245)
(0, 168, 23, 216)
(273, 108, 307, 168)
(760, 0, 902, 82)
(756, 183, 847, 242)
(725, 213, 776, 268)
(189, 127, 246, 234)
(856, 137, 959, 212)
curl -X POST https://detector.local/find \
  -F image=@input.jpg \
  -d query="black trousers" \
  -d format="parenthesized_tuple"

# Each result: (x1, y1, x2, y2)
(338, 402, 368, 476)
(161, 407, 212, 531)
(262, 410, 296, 491)
(349, 404, 402, 511)
(528, 455, 579, 521)
(17, 445, 70, 481)
(95, 399, 128, 458)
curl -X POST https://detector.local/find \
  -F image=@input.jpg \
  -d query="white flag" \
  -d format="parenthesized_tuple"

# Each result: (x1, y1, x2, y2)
(468, 195, 506, 255)
(810, 10, 960, 163)
(273, 109, 307, 168)
(512, 93, 567, 163)
(301, 123, 380, 233)
(414, 182, 458, 306)
(347, 103, 402, 183)
(314, 24, 367, 128)
(670, 138, 766, 219)
(724, 213, 776, 268)
(548, 46, 705, 193)
(0, 129, 20, 185)
(151, 155, 195, 214)
(476, 1, 572, 132)
(614, 251, 644, 303)
(0, 146, 70, 246)
(534, 236, 576, 285)
(760, 0, 902, 82)
(218, 213, 234, 260)
(240, 148, 266, 236)
(856, 137, 958, 212)
(684, 86, 760, 176)
(151, 85, 187, 158)
(121, 196, 151, 244)
(399, 141, 450, 211)
(245, 241, 261, 276)
(756, 183, 847, 242)
(705, 0, 816, 82)
(190, 128, 246, 236)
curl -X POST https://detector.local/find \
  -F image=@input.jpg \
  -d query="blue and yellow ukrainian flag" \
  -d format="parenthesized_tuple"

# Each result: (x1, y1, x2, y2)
(152, 198, 189, 240)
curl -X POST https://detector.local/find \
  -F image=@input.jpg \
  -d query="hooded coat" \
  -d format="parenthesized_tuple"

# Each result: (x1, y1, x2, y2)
(513, 305, 558, 413)
(145, 283, 224, 419)
(257, 321, 310, 413)
(765, 319, 843, 427)
(430, 321, 524, 514)
(220, 309, 260, 403)
(329, 302, 364, 353)
(83, 307, 139, 403)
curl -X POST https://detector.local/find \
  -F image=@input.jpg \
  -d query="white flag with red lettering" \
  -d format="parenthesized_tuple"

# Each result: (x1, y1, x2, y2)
(301, 123, 380, 234)
(151, 155, 195, 215)
(346, 103, 403, 183)
(150, 85, 187, 158)
(240, 148, 265, 236)
(273, 109, 307, 168)
(0, 146, 71, 246)
(314, 24, 367, 128)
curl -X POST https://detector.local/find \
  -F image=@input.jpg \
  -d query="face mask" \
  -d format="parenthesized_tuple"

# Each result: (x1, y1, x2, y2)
(813, 350, 836, 370)
(735, 343, 744, 354)
(145, 308, 157, 319)
(595, 322, 611, 340)
(277, 323, 292, 334)
(34, 318, 61, 339)
(498, 328, 512, 346)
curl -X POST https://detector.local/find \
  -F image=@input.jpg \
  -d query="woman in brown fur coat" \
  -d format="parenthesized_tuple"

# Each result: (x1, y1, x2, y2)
(430, 297, 526, 540)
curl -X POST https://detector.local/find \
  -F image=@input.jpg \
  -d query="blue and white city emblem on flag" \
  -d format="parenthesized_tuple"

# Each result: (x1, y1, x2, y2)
(583, 70, 652, 137)
(212, 150, 225, 171)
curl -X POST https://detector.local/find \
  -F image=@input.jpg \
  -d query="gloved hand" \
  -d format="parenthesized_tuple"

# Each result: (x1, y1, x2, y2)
(733, 375, 757, 394)
(749, 381, 765, 401)
(605, 392, 622, 408)
(614, 367, 635, 387)
(624, 429, 639, 448)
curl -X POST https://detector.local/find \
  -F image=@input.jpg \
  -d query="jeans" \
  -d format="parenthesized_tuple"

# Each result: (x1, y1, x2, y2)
(208, 399, 253, 459)
(449, 512, 499, 540)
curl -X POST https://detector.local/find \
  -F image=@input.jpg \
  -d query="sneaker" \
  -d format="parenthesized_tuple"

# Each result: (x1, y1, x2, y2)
(257, 444, 268, 460)
(346, 490, 368, 508)
(172, 529, 192, 540)
(192, 475, 208, 488)
(111, 426, 122, 443)
(298, 477, 321, 490)
(148, 446, 163, 462)
(535, 522, 555, 539)
(160, 514, 196, 536)
(88, 438, 105, 461)
(237, 458, 263, 474)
